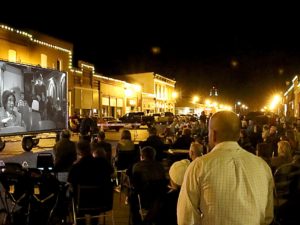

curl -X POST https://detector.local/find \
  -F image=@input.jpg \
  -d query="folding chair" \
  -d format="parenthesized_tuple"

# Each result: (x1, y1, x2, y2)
(72, 183, 115, 225)
(114, 149, 139, 203)
(27, 169, 61, 225)
(273, 162, 294, 224)
(36, 152, 54, 172)
(0, 162, 29, 224)
(135, 179, 167, 224)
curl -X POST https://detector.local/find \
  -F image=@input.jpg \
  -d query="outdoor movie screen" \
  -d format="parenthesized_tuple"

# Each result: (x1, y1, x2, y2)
(0, 60, 67, 135)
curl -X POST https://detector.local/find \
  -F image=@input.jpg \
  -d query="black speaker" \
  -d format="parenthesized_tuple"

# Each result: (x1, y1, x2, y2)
(36, 153, 54, 171)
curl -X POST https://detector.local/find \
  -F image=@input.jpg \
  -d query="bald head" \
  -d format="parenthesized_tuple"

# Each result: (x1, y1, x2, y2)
(208, 111, 240, 148)
(189, 142, 203, 160)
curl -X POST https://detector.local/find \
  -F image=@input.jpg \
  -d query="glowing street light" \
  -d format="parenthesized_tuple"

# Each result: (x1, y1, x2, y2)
(235, 101, 242, 114)
(193, 96, 199, 103)
(172, 91, 178, 99)
(124, 88, 133, 97)
(205, 99, 211, 106)
(269, 94, 282, 114)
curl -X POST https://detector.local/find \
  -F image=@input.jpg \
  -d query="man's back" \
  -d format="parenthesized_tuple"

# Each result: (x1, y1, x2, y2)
(97, 140, 112, 163)
(53, 138, 76, 172)
(132, 160, 166, 192)
(68, 155, 112, 186)
(178, 142, 274, 225)
(142, 135, 165, 161)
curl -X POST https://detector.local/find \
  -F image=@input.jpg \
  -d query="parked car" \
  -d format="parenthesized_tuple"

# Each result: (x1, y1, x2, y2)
(118, 112, 154, 127)
(245, 111, 269, 126)
(98, 116, 124, 131)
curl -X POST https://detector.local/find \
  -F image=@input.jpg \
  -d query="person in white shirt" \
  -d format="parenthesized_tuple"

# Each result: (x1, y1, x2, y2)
(177, 110, 274, 225)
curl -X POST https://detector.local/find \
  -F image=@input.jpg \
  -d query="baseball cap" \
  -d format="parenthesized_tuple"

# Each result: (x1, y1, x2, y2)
(169, 159, 190, 186)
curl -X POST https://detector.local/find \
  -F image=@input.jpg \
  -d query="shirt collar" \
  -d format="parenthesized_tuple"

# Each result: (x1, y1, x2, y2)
(210, 141, 240, 153)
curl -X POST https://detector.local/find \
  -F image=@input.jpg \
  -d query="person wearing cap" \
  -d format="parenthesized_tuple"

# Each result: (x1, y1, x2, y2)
(158, 159, 190, 225)
(177, 111, 274, 225)
(53, 129, 77, 172)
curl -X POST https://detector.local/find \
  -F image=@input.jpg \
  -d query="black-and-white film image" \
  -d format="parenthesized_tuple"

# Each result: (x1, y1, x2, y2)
(0, 60, 67, 135)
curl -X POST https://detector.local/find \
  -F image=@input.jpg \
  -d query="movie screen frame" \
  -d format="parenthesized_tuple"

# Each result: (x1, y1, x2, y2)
(0, 60, 67, 136)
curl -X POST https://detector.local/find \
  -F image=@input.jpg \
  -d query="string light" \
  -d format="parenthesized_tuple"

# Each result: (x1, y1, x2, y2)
(0, 24, 73, 69)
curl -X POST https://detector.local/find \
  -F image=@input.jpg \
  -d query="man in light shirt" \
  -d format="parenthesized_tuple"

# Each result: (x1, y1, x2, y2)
(177, 111, 274, 225)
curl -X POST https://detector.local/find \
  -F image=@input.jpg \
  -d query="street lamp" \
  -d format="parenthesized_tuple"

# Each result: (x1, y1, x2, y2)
(235, 101, 241, 114)
(269, 94, 282, 114)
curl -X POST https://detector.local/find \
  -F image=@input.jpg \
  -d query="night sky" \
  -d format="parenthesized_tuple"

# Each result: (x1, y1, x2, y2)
(1, 5, 300, 110)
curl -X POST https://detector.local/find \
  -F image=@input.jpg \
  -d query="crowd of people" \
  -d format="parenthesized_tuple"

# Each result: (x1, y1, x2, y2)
(47, 109, 300, 224)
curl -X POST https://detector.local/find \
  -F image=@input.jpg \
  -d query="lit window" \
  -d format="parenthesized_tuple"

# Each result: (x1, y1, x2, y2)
(41, 54, 47, 68)
(8, 49, 16, 62)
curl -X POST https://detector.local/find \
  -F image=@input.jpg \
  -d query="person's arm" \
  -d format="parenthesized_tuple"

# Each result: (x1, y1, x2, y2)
(177, 160, 203, 225)
(264, 170, 274, 225)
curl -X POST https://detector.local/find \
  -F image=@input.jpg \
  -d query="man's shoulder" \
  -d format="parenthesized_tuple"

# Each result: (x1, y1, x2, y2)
(99, 141, 111, 147)
(59, 138, 76, 145)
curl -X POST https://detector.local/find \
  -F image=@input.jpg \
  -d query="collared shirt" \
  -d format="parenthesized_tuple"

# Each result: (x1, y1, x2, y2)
(177, 141, 274, 225)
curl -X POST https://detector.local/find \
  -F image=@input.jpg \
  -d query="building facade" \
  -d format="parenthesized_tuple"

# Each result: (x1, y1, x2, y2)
(113, 72, 177, 114)
(284, 75, 299, 118)
(0, 24, 176, 118)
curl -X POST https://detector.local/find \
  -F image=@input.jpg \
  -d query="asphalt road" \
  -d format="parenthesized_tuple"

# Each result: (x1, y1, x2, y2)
(0, 128, 150, 166)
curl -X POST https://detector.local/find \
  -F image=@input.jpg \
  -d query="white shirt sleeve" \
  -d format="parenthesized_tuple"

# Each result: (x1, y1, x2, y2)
(264, 169, 274, 225)
(177, 159, 203, 225)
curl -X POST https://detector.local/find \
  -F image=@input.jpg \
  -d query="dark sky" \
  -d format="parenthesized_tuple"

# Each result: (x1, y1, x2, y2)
(2, 5, 300, 110)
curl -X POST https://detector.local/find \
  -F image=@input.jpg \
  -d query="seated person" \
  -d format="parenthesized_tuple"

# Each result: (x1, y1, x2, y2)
(129, 146, 167, 225)
(0, 90, 24, 128)
(172, 128, 194, 149)
(94, 131, 113, 165)
(115, 129, 136, 170)
(271, 140, 293, 170)
(189, 142, 203, 160)
(140, 127, 166, 161)
(68, 141, 114, 223)
(256, 142, 273, 167)
(91, 143, 114, 177)
(53, 129, 77, 172)
(68, 140, 113, 190)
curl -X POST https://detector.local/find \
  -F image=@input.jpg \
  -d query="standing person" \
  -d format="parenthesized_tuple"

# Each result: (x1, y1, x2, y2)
(33, 73, 46, 118)
(158, 159, 190, 225)
(17, 92, 28, 112)
(177, 111, 274, 225)
(33, 74, 46, 103)
(53, 129, 77, 172)
(79, 112, 97, 141)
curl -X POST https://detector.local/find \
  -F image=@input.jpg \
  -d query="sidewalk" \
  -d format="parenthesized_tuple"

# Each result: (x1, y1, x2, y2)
(101, 189, 130, 225)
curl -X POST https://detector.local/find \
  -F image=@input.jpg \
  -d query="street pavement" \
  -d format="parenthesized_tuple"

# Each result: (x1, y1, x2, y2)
(0, 128, 150, 225)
